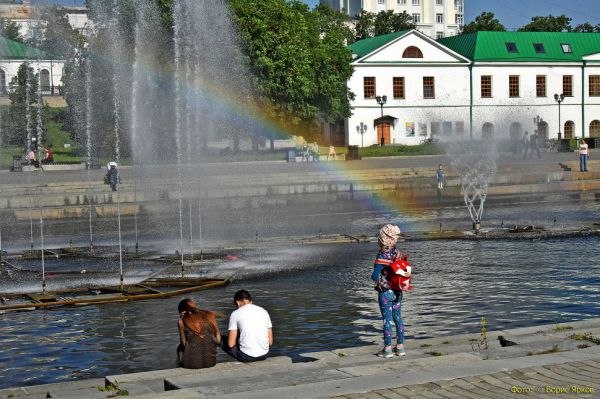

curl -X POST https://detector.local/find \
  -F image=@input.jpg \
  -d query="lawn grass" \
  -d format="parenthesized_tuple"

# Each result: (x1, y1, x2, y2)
(358, 144, 443, 158)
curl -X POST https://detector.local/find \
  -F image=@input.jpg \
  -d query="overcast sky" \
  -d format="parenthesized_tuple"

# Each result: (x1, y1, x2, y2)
(31, 0, 600, 30)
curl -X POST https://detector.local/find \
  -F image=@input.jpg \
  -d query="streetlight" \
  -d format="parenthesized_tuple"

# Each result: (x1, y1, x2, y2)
(553, 93, 565, 140)
(375, 95, 387, 146)
(356, 122, 367, 148)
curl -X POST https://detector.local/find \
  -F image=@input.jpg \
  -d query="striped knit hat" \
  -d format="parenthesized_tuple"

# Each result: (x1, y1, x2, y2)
(378, 224, 401, 247)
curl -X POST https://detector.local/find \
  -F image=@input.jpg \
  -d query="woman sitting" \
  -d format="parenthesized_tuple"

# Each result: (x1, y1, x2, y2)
(177, 299, 221, 369)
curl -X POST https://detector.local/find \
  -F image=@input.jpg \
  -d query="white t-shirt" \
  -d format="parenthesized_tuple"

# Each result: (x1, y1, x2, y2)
(228, 303, 272, 357)
(579, 143, 589, 155)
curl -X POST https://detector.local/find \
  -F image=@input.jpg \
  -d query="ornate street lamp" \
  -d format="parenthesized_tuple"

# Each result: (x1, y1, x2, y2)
(375, 95, 387, 146)
(356, 122, 367, 148)
(554, 93, 565, 140)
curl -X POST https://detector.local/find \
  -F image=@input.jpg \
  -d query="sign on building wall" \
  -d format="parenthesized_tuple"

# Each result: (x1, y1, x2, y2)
(405, 122, 415, 137)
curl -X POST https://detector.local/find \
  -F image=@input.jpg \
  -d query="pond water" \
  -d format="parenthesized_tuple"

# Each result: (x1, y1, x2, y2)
(1, 237, 600, 388)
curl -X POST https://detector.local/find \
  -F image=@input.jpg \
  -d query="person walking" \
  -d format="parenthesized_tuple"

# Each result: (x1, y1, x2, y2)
(371, 224, 407, 358)
(435, 165, 445, 189)
(522, 131, 530, 160)
(222, 290, 273, 362)
(579, 139, 589, 172)
(529, 132, 542, 160)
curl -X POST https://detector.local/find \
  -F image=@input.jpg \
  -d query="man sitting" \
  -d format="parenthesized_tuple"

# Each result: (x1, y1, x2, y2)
(222, 290, 272, 362)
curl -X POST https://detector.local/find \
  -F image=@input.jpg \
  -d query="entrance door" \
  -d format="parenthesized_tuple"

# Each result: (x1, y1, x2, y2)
(376, 123, 391, 145)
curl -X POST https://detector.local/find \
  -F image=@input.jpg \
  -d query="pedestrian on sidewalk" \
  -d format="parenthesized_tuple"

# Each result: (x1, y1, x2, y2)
(435, 165, 445, 190)
(522, 131, 529, 160)
(579, 139, 589, 172)
(529, 132, 542, 160)
(371, 224, 407, 358)
(222, 290, 273, 362)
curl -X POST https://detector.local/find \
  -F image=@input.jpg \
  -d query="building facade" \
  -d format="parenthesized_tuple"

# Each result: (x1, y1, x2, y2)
(345, 30, 600, 146)
(321, 0, 463, 39)
(0, 37, 64, 97)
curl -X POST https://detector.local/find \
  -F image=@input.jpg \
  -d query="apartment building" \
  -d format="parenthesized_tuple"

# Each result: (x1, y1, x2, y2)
(320, 0, 464, 39)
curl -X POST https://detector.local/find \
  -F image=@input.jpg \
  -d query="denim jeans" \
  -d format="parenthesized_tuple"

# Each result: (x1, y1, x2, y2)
(221, 335, 267, 363)
(378, 290, 404, 346)
(580, 154, 588, 172)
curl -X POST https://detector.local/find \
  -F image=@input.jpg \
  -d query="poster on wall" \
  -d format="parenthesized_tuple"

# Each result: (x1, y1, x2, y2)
(405, 122, 415, 137)
(419, 123, 428, 136)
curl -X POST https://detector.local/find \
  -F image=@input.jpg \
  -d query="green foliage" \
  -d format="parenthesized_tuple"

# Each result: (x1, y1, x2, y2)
(228, 0, 354, 140)
(373, 10, 415, 37)
(527, 345, 560, 356)
(32, 7, 86, 59)
(354, 10, 375, 41)
(461, 12, 506, 34)
(554, 325, 573, 331)
(479, 316, 489, 350)
(354, 10, 415, 40)
(573, 23, 600, 33)
(0, 17, 23, 43)
(569, 332, 600, 345)
(358, 144, 442, 158)
(518, 15, 572, 32)
(3, 63, 46, 148)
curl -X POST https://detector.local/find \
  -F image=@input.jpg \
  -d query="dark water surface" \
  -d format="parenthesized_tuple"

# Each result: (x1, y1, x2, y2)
(1, 237, 600, 388)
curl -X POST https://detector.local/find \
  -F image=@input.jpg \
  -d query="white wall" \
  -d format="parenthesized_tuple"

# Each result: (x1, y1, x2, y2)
(0, 60, 64, 94)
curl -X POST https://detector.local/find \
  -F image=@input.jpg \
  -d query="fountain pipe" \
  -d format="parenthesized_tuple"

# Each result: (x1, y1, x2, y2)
(134, 180, 139, 253)
(189, 199, 194, 262)
(582, 61, 586, 138)
(117, 192, 124, 290)
(173, 0, 186, 277)
(85, 56, 94, 251)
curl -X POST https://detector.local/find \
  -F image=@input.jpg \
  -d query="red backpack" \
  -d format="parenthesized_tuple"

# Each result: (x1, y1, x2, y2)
(387, 255, 413, 291)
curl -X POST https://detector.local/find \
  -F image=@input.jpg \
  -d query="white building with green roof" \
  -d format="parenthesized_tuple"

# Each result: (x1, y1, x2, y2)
(344, 29, 600, 146)
(0, 36, 64, 97)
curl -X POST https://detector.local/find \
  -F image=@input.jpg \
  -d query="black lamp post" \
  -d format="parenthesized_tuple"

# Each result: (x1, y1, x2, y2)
(356, 122, 367, 148)
(554, 93, 565, 140)
(375, 95, 387, 146)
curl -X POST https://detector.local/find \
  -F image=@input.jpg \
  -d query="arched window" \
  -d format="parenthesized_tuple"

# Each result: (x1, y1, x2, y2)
(0, 69, 6, 95)
(402, 46, 423, 58)
(482, 122, 494, 138)
(40, 69, 50, 92)
(564, 121, 574, 139)
(590, 120, 600, 138)
(509, 122, 522, 140)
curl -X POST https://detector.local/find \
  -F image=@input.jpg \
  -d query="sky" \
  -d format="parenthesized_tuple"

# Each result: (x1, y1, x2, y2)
(25, 0, 600, 29)
(303, 0, 600, 29)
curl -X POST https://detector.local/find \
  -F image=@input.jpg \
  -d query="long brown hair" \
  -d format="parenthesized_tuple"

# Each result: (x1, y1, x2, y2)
(182, 309, 219, 341)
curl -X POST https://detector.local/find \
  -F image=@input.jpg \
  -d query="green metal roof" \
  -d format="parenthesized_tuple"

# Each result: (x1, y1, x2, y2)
(438, 31, 600, 62)
(0, 36, 50, 60)
(348, 30, 411, 59)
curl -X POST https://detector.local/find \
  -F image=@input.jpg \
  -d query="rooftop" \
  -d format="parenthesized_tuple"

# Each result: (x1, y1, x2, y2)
(0, 36, 51, 60)
(438, 31, 600, 62)
(347, 30, 411, 59)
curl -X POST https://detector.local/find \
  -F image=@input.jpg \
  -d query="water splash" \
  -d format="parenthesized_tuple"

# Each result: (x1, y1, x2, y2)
(449, 141, 498, 229)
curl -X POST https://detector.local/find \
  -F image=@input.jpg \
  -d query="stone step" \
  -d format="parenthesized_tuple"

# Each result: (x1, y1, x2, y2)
(159, 346, 600, 399)
(0, 378, 105, 399)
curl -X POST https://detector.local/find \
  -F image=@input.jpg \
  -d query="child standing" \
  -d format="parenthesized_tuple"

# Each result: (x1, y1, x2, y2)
(436, 164, 445, 189)
(371, 224, 406, 358)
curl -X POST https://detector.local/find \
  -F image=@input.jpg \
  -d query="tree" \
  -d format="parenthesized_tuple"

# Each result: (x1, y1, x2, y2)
(461, 12, 505, 34)
(373, 10, 415, 37)
(0, 17, 23, 43)
(573, 22, 600, 33)
(518, 15, 572, 32)
(314, 4, 354, 44)
(228, 0, 354, 143)
(32, 7, 86, 59)
(4, 63, 46, 147)
(354, 9, 375, 41)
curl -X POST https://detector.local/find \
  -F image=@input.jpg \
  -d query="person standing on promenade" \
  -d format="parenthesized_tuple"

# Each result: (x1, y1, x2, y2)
(177, 299, 221, 369)
(579, 139, 589, 172)
(222, 290, 273, 362)
(371, 224, 406, 358)
(435, 165, 445, 190)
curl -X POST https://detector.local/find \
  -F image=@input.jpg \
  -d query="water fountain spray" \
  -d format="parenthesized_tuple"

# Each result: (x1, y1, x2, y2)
(25, 63, 34, 250)
(450, 141, 497, 234)
(85, 55, 94, 250)
(173, 0, 186, 277)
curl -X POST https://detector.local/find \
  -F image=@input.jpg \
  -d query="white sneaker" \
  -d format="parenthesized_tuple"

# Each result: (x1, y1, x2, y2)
(377, 348, 394, 358)
(395, 346, 406, 356)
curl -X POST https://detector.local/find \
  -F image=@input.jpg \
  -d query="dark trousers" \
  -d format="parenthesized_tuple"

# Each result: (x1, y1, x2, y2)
(221, 335, 267, 363)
